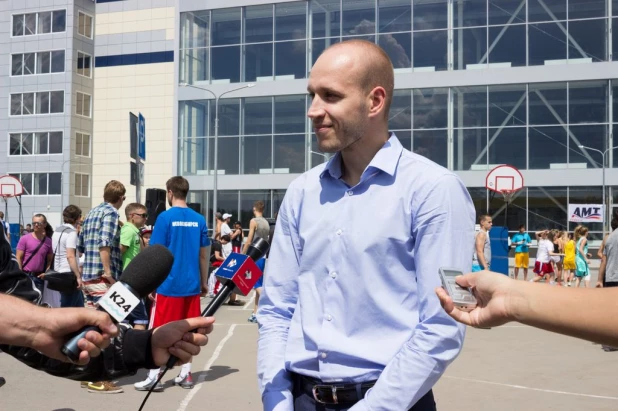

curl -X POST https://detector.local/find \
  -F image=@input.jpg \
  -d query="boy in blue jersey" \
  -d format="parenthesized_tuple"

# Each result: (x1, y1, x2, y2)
(134, 176, 211, 392)
(511, 224, 532, 281)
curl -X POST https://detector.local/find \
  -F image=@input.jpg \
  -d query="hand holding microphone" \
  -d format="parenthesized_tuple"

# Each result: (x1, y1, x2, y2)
(61, 244, 174, 363)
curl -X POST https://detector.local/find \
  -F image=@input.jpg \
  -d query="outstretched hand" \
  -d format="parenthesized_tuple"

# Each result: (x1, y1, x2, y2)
(435, 271, 515, 328)
(151, 317, 215, 366)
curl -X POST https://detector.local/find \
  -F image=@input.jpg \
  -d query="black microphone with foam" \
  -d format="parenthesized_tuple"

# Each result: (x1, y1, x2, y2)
(61, 244, 173, 363)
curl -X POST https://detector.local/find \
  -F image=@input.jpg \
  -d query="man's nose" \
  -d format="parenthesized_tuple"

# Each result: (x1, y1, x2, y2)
(307, 97, 325, 120)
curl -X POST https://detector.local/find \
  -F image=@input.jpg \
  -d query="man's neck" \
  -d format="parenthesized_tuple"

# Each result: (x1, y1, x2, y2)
(340, 129, 389, 187)
(32, 232, 45, 240)
(171, 199, 187, 208)
(254, 212, 263, 218)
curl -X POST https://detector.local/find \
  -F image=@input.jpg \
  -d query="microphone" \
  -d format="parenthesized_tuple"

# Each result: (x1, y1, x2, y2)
(61, 244, 173, 363)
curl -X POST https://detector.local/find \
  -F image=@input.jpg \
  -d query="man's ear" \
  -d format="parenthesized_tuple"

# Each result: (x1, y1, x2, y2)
(368, 86, 387, 118)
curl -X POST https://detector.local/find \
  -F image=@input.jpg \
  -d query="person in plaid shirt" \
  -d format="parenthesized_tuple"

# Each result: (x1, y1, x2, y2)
(77, 180, 126, 394)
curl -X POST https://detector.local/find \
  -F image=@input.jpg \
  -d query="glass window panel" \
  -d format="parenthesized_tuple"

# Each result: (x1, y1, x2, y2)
(275, 40, 306, 80)
(180, 11, 210, 48)
(74, 174, 82, 196)
(52, 10, 66, 32)
(217, 137, 240, 175)
(83, 94, 91, 117)
(50, 90, 64, 113)
(379, 0, 412, 33)
(37, 51, 50, 74)
(568, 19, 607, 63)
(35, 132, 48, 154)
(413, 30, 448, 71)
(51, 50, 64, 72)
(77, 52, 90, 76)
(181, 137, 208, 175)
(76, 133, 84, 156)
(414, 0, 448, 30)
(49, 173, 61, 195)
(453, 86, 487, 128)
(341, 34, 376, 43)
(488, 24, 526, 67)
(312, 0, 341, 38)
(488, 188, 526, 229)
(389, 90, 412, 130)
(310, 137, 329, 168)
(11, 54, 23, 76)
(488, 0, 526, 25)
(379, 32, 412, 69)
(216, 190, 239, 216)
(180, 48, 208, 83)
(240, 190, 271, 223)
(488, 127, 526, 169)
(395, 130, 411, 151)
(569, 81, 607, 124)
(569, 125, 606, 168)
(413, 88, 448, 129)
(528, 126, 567, 169)
(22, 133, 33, 155)
(454, 128, 487, 170)
(244, 43, 273, 82)
(212, 8, 241, 45)
(276, 2, 306, 41)
(529, 22, 567, 65)
(614, 82, 618, 122)
(528, 187, 568, 231)
(413, 129, 447, 167)
(342, 0, 375, 35)
(529, 0, 566, 22)
(568, 186, 603, 233)
(35, 173, 47, 195)
(615, 0, 618, 16)
(245, 4, 273, 43)
(19, 174, 32, 195)
(274, 134, 305, 173)
(528, 82, 567, 125)
(38, 11, 51, 34)
(568, 0, 605, 19)
(453, 0, 487, 28)
(49, 132, 62, 154)
(37, 92, 50, 114)
(454, 27, 487, 70)
(211, 98, 240, 136)
(211, 46, 240, 83)
(22, 93, 34, 115)
(467, 187, 488, 218)
(13, 15, 24, 36)
(312, 37, 340, 68)
(10, 134, 21, 155)
(82, 13, 93, 38)
(78, 12, 85, 35)
(488, 84, 527, 127)
(25, 13, 36, 35)
(23, 53, 35, 75)
(244, 97, 273, 135)
(76, 92, 83, 115)
(243, 135, 272, 174)
(614, 19, 618, 61)
(10, 94, 22, 115)
(275, 95, 306, 134)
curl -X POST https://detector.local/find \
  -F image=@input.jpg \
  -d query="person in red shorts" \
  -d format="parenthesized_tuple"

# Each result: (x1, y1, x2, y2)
(134, 176, 210, 392)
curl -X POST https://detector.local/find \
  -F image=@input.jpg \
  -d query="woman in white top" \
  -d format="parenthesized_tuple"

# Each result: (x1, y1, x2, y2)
(532, 230, 562, 284)
(50, 205, 84, 308)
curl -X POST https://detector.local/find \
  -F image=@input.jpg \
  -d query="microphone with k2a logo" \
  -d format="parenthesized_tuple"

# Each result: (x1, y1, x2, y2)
(61, 244, 174, 363)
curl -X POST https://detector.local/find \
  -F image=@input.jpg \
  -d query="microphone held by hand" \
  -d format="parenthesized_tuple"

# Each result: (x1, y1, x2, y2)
(61, 245, 174, 363)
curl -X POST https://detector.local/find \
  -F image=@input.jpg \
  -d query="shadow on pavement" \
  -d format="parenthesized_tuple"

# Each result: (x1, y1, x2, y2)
(116, 365, 239, 388)
(193, 366, 239, 385)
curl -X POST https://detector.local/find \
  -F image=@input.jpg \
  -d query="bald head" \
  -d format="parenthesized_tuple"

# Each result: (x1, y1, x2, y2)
(318, 40, 395, 119)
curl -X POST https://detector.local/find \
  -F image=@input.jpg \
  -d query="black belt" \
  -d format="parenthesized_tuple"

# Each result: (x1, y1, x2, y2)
(294, 373, 376, 405)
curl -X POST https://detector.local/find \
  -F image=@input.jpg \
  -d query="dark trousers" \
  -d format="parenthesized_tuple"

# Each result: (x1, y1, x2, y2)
(292, 374, 437, 411)
(60, 288, 85, 308)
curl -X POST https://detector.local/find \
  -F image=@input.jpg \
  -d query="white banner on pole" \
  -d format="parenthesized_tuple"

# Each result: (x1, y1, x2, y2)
(568, 204, 604, 223)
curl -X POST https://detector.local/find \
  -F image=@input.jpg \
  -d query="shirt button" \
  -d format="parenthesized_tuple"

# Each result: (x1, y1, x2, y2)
(330, 272, 337, 279)
(347, 190, 353, 196)
(326, 314, 332, 321)
(336, 229, 342, 236)
(321, 352, 327, 359)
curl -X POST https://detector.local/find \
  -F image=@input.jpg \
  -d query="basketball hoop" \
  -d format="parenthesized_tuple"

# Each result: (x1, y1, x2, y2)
(500, 189, 521, 205)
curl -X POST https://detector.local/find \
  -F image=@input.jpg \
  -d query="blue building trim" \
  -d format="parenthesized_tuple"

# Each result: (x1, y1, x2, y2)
(95, 51, 174, 68)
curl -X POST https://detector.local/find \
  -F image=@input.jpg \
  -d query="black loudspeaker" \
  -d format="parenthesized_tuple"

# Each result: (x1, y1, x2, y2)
(187, 202, 202, 214)
(145, 188, 166, 226)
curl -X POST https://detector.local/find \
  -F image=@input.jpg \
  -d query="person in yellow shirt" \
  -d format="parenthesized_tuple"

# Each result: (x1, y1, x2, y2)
(563, 233, 576, 286)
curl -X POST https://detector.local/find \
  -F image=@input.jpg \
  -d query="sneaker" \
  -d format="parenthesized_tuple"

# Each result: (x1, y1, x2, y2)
(248, 314, 258, 323)
(87, 381, 124, 394)
(80, 381, 91, 389)
(174, 372, 194, 389)
(134, 375, 164, 392)
(602, 345, 618, 352)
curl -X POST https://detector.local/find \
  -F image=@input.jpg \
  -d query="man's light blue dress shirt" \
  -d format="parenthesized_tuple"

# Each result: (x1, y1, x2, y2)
(257, 134, 476, 410)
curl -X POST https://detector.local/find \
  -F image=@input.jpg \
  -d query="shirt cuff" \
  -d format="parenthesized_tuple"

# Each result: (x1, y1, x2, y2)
(122, 329, 157, 370)
(262, 390, 294, 411)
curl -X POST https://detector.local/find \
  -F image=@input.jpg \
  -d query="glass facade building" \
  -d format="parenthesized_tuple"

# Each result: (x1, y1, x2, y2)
(175, 0, 618, 241)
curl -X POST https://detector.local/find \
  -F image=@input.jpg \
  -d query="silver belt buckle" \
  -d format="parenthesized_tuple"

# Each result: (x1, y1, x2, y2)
(312, 384, 339, 404)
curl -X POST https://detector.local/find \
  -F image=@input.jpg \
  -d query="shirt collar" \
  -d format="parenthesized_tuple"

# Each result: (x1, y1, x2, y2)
(320, 133, 403, 180)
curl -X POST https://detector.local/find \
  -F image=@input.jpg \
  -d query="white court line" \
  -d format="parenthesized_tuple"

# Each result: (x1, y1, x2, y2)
(445, 376, 618, 401)
(176, 324, 237, 411)
(243, 290, 255, 310)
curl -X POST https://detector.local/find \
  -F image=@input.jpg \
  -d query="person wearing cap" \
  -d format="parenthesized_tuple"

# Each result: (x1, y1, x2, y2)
(140, 226, 152, 250)
(219, 213, 243, 306)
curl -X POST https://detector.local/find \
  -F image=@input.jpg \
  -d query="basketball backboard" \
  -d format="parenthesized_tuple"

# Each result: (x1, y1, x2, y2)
(485, 165, 524, 194)
(0, 175, 24, 197)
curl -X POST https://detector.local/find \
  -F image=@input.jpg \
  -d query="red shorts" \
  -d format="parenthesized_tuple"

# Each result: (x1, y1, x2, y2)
(534, 261, 554, 275)
(149, 294, 201, 329)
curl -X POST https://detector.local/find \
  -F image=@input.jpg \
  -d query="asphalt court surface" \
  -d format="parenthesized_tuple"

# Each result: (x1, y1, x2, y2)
(1, 272, 617, 411)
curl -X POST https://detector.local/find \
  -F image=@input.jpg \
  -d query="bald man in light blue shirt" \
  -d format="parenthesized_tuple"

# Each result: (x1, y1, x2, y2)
(257, 40, 475, 411)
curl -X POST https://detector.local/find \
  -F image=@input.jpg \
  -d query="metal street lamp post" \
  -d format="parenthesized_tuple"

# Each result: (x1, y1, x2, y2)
(579, 144, 618, 236)
(179, 82, 254, 234)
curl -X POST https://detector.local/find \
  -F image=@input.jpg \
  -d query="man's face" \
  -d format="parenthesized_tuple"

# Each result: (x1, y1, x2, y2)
(142, 233, 151, 246)
(307, 52, 370, 153)
(481, 218, 493, 231)
(32, 217, 45, 233)
(167, 190, 173, 207)
(131, 209, 148, 228)
(519, 227, 525, 233)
